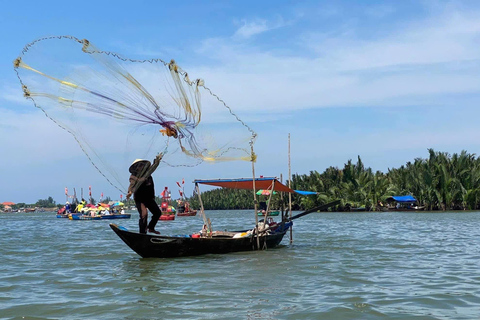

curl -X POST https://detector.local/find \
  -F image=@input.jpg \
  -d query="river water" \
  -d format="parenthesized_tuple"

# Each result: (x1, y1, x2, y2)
(1, 210, 480, 320)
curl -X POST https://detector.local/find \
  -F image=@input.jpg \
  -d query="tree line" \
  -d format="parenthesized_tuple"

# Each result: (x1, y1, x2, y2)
(188, 149, 480, 211)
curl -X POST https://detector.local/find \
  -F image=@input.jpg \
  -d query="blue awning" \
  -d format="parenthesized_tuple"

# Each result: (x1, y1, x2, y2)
(387, 195, 417, 203)
(294, 190, 318, 195)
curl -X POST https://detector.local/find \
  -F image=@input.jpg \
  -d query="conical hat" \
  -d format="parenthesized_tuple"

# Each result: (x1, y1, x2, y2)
(129, 159, 151, 173)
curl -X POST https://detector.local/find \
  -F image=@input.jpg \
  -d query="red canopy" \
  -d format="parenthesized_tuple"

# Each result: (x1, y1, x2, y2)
(194, 177, 295, 193)
(2, 202, 15, 206)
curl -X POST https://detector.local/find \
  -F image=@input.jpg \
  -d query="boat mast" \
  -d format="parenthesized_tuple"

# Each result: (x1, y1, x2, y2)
(288, 133, 293, 243)
(250, 143, 260, 249)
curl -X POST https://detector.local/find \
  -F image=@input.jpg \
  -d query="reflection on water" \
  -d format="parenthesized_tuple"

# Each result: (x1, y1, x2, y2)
(1, 210, 480, 319)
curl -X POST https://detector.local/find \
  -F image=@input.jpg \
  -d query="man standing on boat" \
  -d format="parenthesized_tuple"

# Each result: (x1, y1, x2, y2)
(127, 153, 163, 234)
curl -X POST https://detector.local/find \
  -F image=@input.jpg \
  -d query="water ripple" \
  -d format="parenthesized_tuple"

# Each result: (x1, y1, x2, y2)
(1, 211, 480, 319)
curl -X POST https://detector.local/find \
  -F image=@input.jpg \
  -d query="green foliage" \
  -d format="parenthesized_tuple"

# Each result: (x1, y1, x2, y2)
(188, 188, 254, 210)
(35, 197, 56, 208)
(187, 149, 480, 211)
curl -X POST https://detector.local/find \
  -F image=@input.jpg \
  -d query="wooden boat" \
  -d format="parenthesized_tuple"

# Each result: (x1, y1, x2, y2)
(69, 213, 131, 220)
(110, 223, 289, 258)
(175, 179, 197, 216)
(110, 176, 340, 258)
(385, 195, 425, 211)
(159, 214, 175, 220)
(177, 209, 197, 216)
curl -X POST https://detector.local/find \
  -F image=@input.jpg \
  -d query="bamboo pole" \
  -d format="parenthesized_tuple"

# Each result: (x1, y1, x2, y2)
(263, 180, 275, 222)
(195, 182, 210, 236)
(280, 174, 284, 220)
(288, 133, 292, 243)
(251, 144, 260, 249)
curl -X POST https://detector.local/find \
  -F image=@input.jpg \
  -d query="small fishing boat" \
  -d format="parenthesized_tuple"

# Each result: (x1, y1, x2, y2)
(110, 176, 339, 258)
(110, 223, 289, 258)
(386, 195, 425, 211)
(175, 178, 197, 216)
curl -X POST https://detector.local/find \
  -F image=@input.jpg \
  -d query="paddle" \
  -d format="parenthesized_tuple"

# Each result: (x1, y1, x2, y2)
(289, 200, 340, 221)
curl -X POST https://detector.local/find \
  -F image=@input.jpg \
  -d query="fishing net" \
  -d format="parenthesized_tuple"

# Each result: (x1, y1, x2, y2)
(14, 36, 256, 194)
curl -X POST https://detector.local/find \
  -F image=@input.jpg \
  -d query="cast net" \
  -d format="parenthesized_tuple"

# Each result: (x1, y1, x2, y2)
(14, 35, 256, 194)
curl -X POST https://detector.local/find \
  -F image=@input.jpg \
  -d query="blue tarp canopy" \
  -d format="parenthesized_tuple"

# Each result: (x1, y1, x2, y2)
(294, 190, 318, 195)
(387, 195, 417, 203)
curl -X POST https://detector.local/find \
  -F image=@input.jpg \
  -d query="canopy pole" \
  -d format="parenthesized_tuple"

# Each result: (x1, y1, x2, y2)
(263, 180, 275, 222)
(250, 144, 260, 249)
(195, 182, 210, 236)
(288, 133, 293, 244)
(280, 174, 285, 223)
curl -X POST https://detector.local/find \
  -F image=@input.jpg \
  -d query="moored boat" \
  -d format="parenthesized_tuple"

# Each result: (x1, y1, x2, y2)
(386, 195, 425, 211)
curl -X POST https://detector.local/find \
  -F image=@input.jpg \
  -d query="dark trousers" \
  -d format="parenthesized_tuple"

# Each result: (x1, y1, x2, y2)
(134, 197, 161, 234)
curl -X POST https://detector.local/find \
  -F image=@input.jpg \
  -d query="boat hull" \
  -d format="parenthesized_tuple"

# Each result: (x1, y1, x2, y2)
(177, 210, 197, 216)
(159, 214, 175, 220)
(110, 223, 288, 258)
(257, 210, 280, 216)
(69, 214, 131, 220)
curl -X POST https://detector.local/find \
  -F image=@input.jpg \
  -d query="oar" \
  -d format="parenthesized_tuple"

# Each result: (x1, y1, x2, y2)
(289, 200, 340, 221)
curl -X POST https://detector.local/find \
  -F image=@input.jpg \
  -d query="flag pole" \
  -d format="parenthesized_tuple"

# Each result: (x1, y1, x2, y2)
(288, 133, 293, 243)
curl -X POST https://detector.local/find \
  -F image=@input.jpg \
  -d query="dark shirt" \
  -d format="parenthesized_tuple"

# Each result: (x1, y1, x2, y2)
(130, 175, 155, 201)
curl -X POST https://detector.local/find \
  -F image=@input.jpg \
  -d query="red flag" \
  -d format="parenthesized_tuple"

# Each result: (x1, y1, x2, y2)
(89, 186, 92, 196)
(161, 190, 165, 198)
(182, 178, 185, 185)
(176, 181, 181, 188)
(120, 194, 123, 200)
(65, 187, 68, 195)
(101, 192, 104, 198)
(179, 190, 183, 197)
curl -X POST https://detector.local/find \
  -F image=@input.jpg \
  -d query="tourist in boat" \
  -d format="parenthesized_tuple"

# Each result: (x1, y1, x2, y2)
(75, 199, 85, 213)
(65, 202, 71, 213)
(126, 153, 163, 234)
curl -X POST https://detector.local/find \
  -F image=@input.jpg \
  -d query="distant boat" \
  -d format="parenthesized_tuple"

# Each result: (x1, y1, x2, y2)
(159, 214, 175, 220)
(257, 210, 280, 216)
(175, 178, 197, 217)
(69, 213, 131, 220)
(177, 210, 197, 216)
(386, 195, 425, 211)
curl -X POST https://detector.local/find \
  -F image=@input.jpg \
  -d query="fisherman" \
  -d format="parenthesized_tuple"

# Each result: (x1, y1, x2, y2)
(127, 153, 163, 234)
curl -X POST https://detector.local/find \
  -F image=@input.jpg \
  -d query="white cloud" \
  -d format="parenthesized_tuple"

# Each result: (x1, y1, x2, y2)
(1, 84, 31, 106)
(233, 17, 289, 40)
(233, 19, 270, 39)
(187, 5, 480, 116)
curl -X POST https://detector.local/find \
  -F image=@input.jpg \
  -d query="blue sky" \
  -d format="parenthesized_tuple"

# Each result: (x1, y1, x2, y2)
(2, 0, 480, 204)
